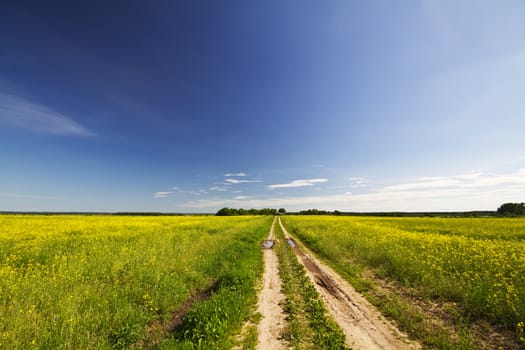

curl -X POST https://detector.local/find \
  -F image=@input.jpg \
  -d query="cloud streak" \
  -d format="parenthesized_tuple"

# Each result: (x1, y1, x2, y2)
(224, 172, 247, 177)
(384, 170, 525, 191)
(267, 178, 328, 189)
(172, 187, 207, 195)
(233, 195, 253, 200)
(0, 92, 94, 136)
(209, 186, 229, 192)
(155, 186, 210, 198)
(225, 178, 262, 184)
(154, 191, 173, 198)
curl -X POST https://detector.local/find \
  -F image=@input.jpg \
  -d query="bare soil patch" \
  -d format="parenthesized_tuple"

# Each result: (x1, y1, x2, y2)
(256, 217, 288, 350)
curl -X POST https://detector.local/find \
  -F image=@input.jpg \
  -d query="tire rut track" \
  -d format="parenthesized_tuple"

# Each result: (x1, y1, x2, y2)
(256, 217, 288, 350)
(279, 217, 421, 350)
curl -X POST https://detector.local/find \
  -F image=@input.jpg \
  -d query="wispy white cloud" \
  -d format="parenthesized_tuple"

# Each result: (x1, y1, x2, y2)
(186, 169, 525, 212)
(171, 187, 207, 195)
(267, 178, 328, 190)
(154, 191, 173, 198)
(209, 186, 229, 192)
(225, 178, 262, 184)
(233, 195, 253, 200)
(368, 169, 525, 211)
(0, 92, 94, 136)
(155, 185, 211, 198)
(224, 172, 247, 177)
(348, 177, 370, 188)
(384, 170, 525, 192)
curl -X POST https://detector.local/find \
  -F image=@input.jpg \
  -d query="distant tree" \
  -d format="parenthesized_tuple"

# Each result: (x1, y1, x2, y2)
(299, 209, 329, 215)
(278, 208, 286, 215)
(259, 208, 277, 216)
(216, 207, 232, 216)
(497, 202, 525, 216)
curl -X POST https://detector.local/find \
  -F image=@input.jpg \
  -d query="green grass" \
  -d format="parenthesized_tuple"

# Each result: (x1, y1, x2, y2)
(273, 219, 349, 350)
(0, 215, 271, 349)
(160, 231, 266, 349)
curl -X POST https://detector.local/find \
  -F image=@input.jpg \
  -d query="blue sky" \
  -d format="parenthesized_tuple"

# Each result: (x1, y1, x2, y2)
(1, 1, 525, 212)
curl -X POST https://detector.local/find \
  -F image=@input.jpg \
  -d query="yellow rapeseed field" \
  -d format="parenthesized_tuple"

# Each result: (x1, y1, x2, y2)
(0, 214, 270, 349)
(283, 215, 525, 343)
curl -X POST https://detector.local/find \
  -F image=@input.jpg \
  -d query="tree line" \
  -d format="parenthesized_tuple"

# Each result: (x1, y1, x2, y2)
(215, 203, 525, 217)
(216, 207, 286, 216)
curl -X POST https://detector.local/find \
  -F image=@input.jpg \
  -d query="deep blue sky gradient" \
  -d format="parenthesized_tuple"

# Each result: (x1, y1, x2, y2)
(1, 1, 525, 212)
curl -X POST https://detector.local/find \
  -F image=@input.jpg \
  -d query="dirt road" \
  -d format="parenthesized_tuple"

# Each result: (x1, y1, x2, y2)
(256, 217, 287, 350)
(278, 217, 420, 350)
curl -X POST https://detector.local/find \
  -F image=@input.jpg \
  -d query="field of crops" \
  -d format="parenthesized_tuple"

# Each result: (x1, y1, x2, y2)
(0, 214, 271, 349)
(4, 213, 525, 349)
(282, 215, 525, 346)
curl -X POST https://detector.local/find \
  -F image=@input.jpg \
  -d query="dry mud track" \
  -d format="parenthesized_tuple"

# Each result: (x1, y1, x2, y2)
(256, 217, 288, 350)
(278, 217, 421, 350)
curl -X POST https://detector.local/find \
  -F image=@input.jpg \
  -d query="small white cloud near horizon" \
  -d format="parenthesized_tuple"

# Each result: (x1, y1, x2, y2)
(233, 195, 253, 200)
(224, 172, 247, 177)
(0, 92, 94, 136)
(384, 170, 525, 192)
(154, 191, 173, 198)
(267, 178, 328, 190)
(349, 177, 370, 187)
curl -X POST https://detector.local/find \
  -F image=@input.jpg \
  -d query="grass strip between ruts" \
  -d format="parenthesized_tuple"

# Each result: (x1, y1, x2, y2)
(273, 219, 349, 350)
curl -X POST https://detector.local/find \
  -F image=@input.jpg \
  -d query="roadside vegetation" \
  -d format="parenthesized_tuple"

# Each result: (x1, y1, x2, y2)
(273, 219, 349, 349)
(283, 215, 525, 349)
(0, 214, 270, 349)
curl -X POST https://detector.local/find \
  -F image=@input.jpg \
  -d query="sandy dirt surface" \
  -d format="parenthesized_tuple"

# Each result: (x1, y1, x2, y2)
(278, 218, 421, 350)
(256, 217, 288, 350)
